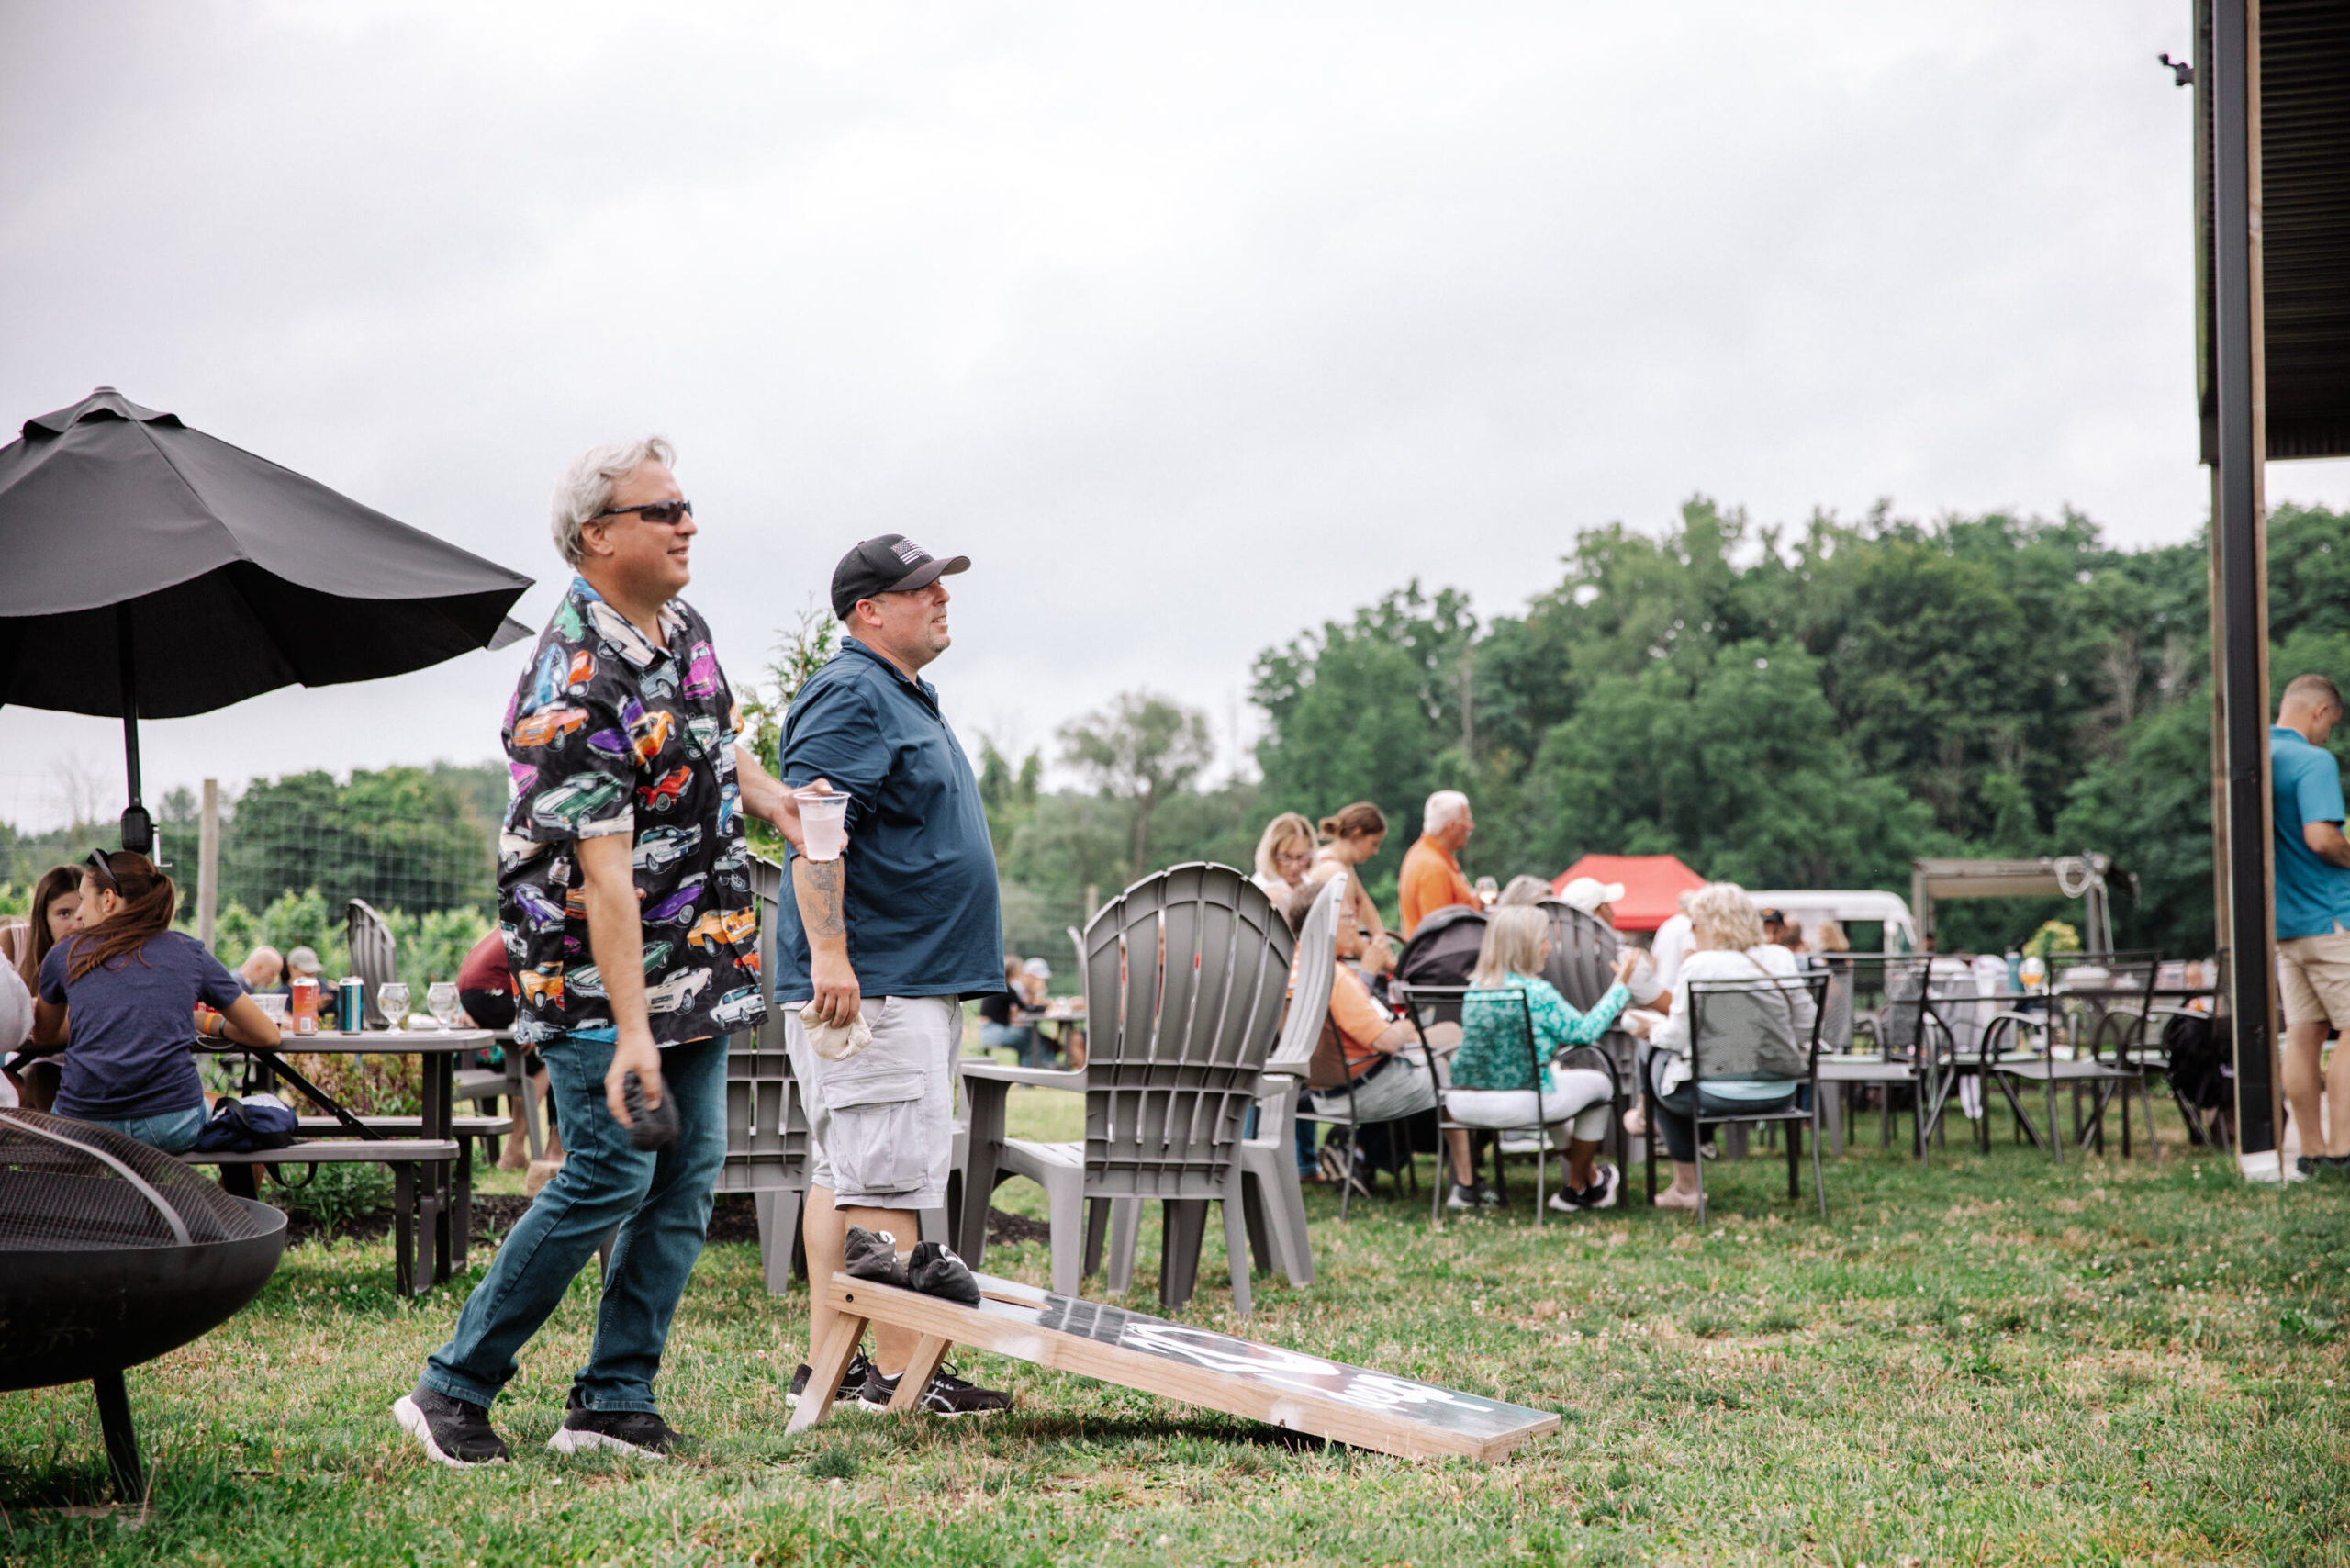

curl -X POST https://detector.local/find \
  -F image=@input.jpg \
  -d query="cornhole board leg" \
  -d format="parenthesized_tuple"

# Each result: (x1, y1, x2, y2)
(789, 1271, 1559, 1462)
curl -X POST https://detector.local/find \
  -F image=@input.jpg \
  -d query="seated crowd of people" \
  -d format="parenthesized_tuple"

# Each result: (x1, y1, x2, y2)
(1244, 790, 1830, 1215)
(4, 802, 1824, 1201)
(0, 851, 282, 1150)
(0, 856, 536, 1164)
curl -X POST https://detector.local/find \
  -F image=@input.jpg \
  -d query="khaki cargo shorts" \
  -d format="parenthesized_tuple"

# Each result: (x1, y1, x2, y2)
(2277, 928, 2350, 1029)
(786, 993, 958, 1209)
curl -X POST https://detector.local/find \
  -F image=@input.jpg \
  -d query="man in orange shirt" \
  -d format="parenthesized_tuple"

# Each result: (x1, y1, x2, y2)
(1398, 790, 1479, 936)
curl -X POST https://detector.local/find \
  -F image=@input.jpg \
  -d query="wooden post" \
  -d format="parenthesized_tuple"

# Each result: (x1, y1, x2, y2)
(2210, 0, 2285, 1162)
(196, 778, 219, 949)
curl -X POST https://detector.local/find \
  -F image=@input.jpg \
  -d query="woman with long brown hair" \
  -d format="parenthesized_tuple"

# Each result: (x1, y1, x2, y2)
(1307, 801, 1393, 965)
(28, 849, 280, 1151)
(5, 864, 85, 1110)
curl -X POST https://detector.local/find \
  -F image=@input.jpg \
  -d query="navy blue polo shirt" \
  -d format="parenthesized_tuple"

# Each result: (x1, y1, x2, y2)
(772, 637, 1003, 1002)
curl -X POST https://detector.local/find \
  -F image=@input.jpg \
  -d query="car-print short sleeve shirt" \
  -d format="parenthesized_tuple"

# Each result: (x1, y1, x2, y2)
(498, 576, 767, 1047)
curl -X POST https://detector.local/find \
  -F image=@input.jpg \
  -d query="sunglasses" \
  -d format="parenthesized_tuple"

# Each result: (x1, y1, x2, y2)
(593, 498, 694, 527)
(84, 848, 118, 889)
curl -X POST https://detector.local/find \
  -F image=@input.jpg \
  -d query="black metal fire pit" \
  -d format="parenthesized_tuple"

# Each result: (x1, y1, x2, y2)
(0, 1110, 286, 1502)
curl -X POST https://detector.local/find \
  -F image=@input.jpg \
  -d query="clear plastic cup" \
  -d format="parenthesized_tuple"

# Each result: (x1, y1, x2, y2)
(796, 788, 849, 861)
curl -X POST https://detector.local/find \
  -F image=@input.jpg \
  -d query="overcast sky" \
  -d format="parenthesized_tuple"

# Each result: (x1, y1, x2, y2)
(5, 0, 2347, 831)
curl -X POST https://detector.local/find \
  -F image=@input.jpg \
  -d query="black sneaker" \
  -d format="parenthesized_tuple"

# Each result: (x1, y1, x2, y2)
(1445, 1182, 1478, 1212)
(1475, 1182, 1502, 1208)
(857, 1362, 1013, 1417)
(547, 1400, 681, 1459)
(393, 1389, 509, 1468)
(786, 1352, 874, 1410)
(843, 1226, 910, 1288)
(1549, 1164, 1622, 1212)
(906, 1240, 982, 1305)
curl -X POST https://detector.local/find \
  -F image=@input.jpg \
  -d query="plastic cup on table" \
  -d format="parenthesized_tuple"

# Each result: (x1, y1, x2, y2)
(795, 788, 849, 861)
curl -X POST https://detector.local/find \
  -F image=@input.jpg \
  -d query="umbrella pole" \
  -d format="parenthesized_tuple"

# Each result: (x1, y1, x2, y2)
(116, 605, 152, 856)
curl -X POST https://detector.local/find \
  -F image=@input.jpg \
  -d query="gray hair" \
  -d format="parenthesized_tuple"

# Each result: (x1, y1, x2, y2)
(1494, 875, 1555, 908)
(1688, 882, 1765, 954)
(1423, 790, 1471, 834)
(549, 436, 677, 568)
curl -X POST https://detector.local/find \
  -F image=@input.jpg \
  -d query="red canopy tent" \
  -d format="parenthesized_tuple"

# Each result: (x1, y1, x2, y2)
(1550, 854, 1706, 932)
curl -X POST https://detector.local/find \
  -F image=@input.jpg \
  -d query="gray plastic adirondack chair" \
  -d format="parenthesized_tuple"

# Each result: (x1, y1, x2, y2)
(713, 856, 814, 1293)
(343, 899, 398, 1030)
(1237, 872, 1344, 1287)
(730, 857, 957, 1294)
(997, 862, 1292, 1314)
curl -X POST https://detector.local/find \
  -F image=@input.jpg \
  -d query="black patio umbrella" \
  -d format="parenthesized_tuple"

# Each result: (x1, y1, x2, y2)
(0, 386, 534, 853)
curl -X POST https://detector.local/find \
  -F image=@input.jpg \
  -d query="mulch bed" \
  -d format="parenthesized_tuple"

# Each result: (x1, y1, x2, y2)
(278, 1190, 1056, 1252)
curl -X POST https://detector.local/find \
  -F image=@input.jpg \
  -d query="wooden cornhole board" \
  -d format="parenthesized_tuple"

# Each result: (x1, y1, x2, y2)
(786, 1271, 1559, 1462)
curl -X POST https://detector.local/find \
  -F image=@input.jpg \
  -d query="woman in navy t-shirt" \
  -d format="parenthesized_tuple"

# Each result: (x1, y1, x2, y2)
(30, 849, 282, 1153)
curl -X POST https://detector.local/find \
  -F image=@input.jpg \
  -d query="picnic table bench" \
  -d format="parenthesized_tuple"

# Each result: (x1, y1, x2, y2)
(184, 1138, 460, 1295)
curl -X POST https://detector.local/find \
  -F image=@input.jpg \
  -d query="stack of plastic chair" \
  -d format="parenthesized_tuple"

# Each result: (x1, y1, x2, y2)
(1236, 874, 1343, 1285)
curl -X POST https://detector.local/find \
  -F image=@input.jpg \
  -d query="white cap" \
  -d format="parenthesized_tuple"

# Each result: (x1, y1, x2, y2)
(1022, 958, 1052, 980)
(1557, 877, 1626, 916)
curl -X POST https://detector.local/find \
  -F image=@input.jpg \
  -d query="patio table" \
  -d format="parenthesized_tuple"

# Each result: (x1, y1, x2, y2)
(238, 1027, 492, 1289)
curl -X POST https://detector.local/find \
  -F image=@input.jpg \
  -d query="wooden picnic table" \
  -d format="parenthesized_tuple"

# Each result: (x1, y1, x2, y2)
(238, 1027, 492, 1290)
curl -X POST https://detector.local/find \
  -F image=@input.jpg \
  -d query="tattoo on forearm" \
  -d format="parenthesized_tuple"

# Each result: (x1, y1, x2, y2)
(806, 859, 845, 937)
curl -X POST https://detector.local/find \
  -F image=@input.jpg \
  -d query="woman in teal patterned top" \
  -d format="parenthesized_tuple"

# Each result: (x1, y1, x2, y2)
(1449, 906, 1639, 1211)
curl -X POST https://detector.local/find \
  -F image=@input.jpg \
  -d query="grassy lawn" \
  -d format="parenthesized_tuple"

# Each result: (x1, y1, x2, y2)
(2, 1091, 2345, 1567)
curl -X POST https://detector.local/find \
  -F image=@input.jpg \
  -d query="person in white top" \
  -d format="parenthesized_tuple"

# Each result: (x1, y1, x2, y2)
(1625, 883, 1815, 1211)
(1249, 812, 1315, 906)
(1650, 890, 1697, 993)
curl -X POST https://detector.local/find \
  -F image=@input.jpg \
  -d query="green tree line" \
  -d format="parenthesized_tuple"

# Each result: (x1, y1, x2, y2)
(967, 498, 2350, 963)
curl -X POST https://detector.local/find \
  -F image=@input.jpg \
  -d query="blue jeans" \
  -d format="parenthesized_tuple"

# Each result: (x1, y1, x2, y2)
(1644, 1070, 1799, 1164)
(84, 1103, 207, 1154)
(979, 1020, 1044, 1067)
(420, 1034, 728, 1413)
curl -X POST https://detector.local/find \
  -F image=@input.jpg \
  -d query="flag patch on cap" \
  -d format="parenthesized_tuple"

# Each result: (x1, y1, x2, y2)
(892, 539, 926, 564)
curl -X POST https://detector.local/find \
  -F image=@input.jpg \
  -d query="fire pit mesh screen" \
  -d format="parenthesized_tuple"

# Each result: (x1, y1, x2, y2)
(0, 1111, 277, 1250)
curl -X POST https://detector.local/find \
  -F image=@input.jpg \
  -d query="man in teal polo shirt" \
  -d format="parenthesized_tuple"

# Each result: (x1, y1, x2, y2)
(2270, 672, 2350, 1176)
(774, 535, 1012, 1415)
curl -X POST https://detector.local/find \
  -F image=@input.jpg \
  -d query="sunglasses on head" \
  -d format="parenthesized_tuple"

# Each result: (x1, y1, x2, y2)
(593, 498, 694, 527)
(84, 848, 118, 889)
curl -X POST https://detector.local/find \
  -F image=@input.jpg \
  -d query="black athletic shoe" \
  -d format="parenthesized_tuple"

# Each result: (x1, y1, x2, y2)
(907, 1239, 982, 1305)
(1445, 1182, 1479, 1211)
(843, 1226, 910, 1288)
(547, 1400, 681, 1459)
(857, 1362, 1013, 1417)
(393, 1389, 509, 1468)
(1549, 1164, 1622, 1213)
(786, 1352, 875, 1410)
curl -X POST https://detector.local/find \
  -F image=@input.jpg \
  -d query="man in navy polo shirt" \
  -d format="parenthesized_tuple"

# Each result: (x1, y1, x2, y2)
(774, 535, 1012, 1415)
(2272, 672, 2350, 1177)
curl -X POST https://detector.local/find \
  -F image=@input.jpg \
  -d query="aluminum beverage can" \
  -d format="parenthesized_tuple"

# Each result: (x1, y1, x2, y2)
(290, 975, 319, 1036)
(340, 977, 367, 1032)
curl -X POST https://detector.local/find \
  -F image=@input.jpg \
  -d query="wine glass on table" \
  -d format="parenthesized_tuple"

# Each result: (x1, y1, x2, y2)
(427, 981, 461, 1031)
(377, 980, 411, 1032)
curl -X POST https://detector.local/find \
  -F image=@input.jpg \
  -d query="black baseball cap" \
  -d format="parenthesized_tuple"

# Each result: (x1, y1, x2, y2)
(829, 534, 971, 620)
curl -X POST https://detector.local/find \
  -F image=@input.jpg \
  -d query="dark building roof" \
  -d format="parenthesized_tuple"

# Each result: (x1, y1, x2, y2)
(2196, 0, 2350, 461)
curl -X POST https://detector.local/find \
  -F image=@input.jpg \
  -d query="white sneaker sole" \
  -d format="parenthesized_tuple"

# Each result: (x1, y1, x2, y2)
(393, 1394, 506, 1469)
(546, 1424, 670, 1460)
